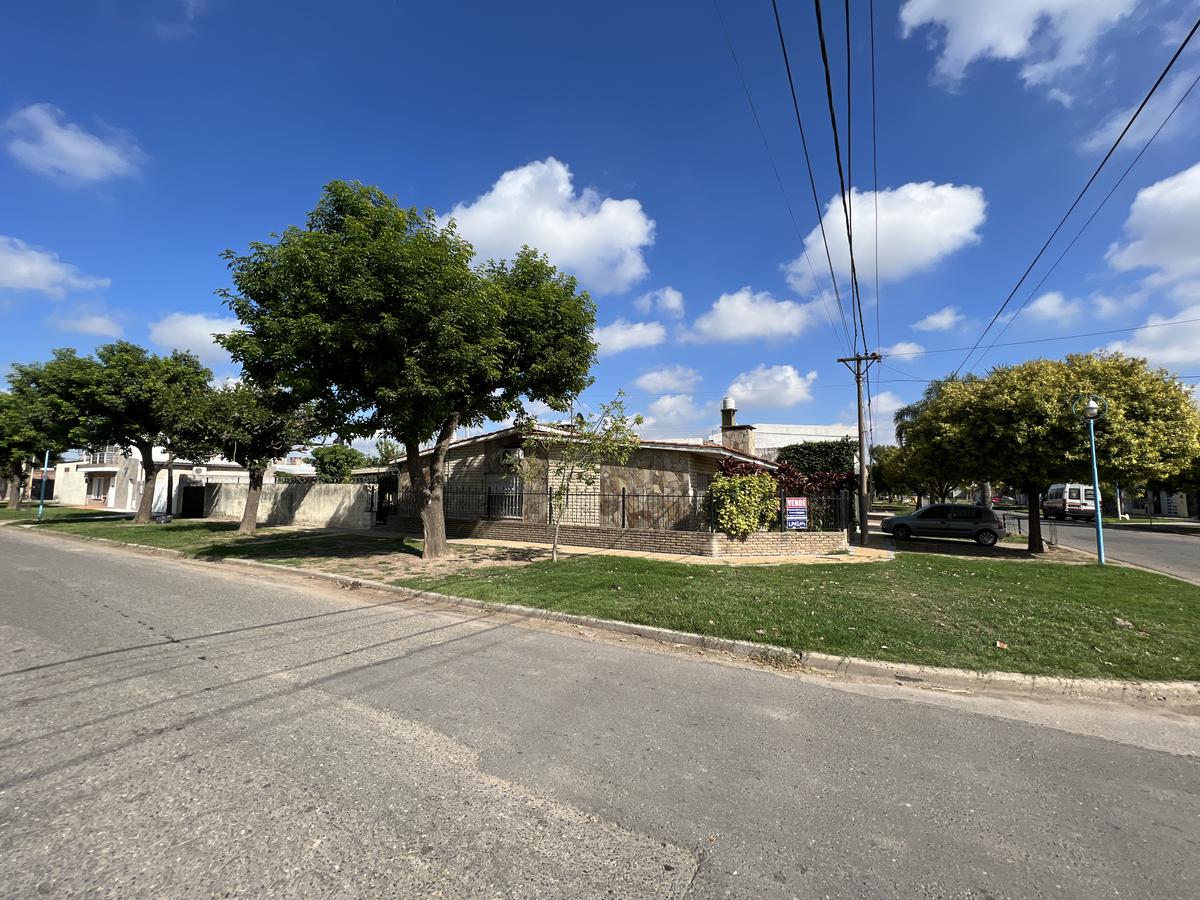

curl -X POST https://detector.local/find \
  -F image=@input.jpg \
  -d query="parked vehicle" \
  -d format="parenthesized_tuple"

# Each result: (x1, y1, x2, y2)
(881, 504, 1007, 546)
(1043, 483, 1097, 521)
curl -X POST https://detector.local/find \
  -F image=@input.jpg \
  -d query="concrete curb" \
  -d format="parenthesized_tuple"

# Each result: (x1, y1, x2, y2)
(18, 525, 1200, 707)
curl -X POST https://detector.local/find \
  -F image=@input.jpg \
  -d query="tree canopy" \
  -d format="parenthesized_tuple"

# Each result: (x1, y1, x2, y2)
(208, 383, 321, 532)
(219, 180, 597, 557)
(12, 342, 214, 523)
(307, 445, 369, 484)
(896, 353, 1200, 550)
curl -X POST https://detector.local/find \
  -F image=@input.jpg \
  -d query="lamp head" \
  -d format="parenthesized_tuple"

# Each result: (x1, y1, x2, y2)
(1083, 398, 1101, 419)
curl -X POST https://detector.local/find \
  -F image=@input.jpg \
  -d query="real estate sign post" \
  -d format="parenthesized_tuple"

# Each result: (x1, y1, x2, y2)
(785, 496, 808, 531)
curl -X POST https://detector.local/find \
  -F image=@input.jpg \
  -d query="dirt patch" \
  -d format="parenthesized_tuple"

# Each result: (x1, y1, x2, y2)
(292, 542, 551, 582)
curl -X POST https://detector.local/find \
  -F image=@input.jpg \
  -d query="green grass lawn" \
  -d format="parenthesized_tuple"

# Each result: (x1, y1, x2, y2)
(397, 554, 1200, 681)
(31, 518, 418, 564)
(24, 516, 1200, 681)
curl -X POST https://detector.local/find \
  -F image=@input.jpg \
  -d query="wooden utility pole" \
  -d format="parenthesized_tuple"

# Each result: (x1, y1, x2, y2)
(837, 352, 882, 546)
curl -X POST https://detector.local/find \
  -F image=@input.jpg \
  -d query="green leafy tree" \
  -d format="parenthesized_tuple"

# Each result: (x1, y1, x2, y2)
(518, 394, 642, 561)
(870, 444, 911, 499)
(903, 354, 1200, 552)
(705, 473, 781, 538)
(12, 343, 214, 523)
(0, 390, 66, 509)
(209, 384, 321, 533)
(219, 180, 595, 558)
(306, 444, 369, 484)
(373, 432, 401, 467)
(891, 377, 975, 506)
(776, 437, 856, 475)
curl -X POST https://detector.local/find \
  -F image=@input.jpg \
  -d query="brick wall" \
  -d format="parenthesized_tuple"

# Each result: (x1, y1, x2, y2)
(387, 516, 847, 557)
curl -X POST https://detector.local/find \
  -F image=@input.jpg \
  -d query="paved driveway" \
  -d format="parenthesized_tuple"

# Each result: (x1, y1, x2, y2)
(2, 526, 1198, 898)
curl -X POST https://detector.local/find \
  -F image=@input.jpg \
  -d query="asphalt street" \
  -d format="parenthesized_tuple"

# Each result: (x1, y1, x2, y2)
(1004, 512, 1200, 584)
(1, 525, 1198, 898)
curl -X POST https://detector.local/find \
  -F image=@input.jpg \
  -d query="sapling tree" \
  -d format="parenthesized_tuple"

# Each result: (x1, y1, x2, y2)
(518, 394, 642, 561)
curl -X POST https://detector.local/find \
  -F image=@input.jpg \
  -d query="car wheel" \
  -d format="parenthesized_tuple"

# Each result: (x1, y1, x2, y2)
(892, 524, 912, 540)
(975, 530, 998, 546)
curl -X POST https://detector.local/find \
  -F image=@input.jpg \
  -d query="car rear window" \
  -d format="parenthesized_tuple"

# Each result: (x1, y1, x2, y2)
(1069, 488, 1081, 500)
(1084, 489, 1095, 501)
(948, 508, 980, 521)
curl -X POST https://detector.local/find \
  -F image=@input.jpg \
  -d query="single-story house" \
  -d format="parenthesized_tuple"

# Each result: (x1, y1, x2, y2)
(378, 400, 775, 531)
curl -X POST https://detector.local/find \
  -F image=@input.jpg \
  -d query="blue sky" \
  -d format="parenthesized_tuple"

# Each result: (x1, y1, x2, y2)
(3, 0, 1199, 447)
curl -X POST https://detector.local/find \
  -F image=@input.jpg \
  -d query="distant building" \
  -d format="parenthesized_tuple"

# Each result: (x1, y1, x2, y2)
(703, 398, 856, 462)
(54, 447, 315, 514)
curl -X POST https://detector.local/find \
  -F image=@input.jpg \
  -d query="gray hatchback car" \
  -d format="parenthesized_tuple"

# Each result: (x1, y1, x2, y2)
(881, 504, 1006, 546)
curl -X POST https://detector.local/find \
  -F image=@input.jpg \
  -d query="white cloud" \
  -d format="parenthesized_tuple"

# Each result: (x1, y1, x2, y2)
(1107, 162, 1200, 297)
(900, 0, 1135, 88)
(4, 103, 146, 184)
(50, 311, 122, 338)
(1024, 290, 1084, 321)
(1092, 294, 1125, 319)
(594, 319, 666, 356)
(633, 365, 700, 394)
(1046, 87, 1075, 108)
(1081, 69, 1199, 155)
(634, 286, 684, 318)
(0, 236, 109, 297)
(154, 0, 208, 39)
(727, 365, 818, 409)
(148, 312, 241, 368)
(1107, 305, 1200, 368)
(646, 394, 705, 430)
(871, 390, 907, 417)
(785, 182, 986, 291)
(445, 157, 654, 294)
(912, 305, 965, 332)
(881, 341, 926, 359)
(688, 287, 821, 343)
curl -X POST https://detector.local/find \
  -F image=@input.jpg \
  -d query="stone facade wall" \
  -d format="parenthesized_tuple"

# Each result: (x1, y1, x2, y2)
(387, 516, 848, 557)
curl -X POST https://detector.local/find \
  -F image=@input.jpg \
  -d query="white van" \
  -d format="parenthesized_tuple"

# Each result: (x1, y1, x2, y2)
(1043, 483, 1097, 521)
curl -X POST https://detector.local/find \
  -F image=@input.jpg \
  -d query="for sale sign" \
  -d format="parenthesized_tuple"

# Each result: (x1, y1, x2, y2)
(785, 496, 808, 531)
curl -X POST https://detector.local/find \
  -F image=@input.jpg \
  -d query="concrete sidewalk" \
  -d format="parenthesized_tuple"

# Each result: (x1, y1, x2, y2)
(414, 533, 896, 566)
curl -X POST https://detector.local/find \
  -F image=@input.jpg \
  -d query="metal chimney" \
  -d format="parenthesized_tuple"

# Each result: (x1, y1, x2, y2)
(721, 396, 737, 428)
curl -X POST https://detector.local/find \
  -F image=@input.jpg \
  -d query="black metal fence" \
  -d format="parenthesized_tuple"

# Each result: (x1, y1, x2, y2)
(377, 484, 852, 533)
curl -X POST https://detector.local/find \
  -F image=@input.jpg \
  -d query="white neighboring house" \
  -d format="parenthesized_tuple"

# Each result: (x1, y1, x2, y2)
(701, 399, 857, 462)
(54, 447, 315, 514)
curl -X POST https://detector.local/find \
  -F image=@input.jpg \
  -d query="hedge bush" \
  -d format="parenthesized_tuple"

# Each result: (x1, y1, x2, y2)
(705, 473, 780, 537)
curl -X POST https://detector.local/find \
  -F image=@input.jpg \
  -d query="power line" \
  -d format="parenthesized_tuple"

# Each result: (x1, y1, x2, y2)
(952, 13, 1200, 377)
(713, 0, 853, 353)
(881, 314, 1200, 358)
(769, 0, 854, 346)
(812, 0, 867, 350)
(969, 69, 1200, 369)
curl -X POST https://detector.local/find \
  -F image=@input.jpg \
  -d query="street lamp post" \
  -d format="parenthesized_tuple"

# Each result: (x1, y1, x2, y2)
(1077, 396, 1106, 565)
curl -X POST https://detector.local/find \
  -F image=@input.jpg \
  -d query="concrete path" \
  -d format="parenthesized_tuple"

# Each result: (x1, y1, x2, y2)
(2, 526, 1198, 898)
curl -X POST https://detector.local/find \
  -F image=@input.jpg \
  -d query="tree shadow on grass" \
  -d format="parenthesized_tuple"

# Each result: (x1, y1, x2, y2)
(196, 528, 423, 562)
(18, 510, 134, 524)
(881, 534, 1071, 561)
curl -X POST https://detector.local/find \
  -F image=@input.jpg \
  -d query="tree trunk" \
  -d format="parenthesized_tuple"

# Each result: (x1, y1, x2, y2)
(552, 520, 561, 563)
(981, 481, 993, 508)
(134, 446, 157, 524)
(165, 455, 175, 518)
(239, 467, 265, 534)
(1025, 482, 1045, 553)
(7, 472, 26, 510)
(405, 414, 460, 560)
